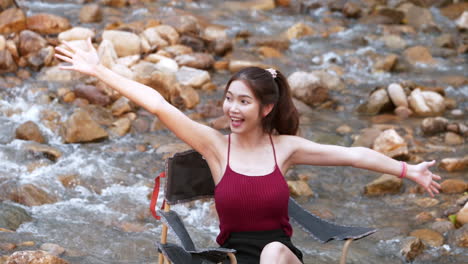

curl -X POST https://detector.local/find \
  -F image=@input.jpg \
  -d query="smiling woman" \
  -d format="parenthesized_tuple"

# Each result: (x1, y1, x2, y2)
(54, 38, 442, 264)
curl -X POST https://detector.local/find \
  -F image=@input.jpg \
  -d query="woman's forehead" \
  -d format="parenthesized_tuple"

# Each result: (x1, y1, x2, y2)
(227, 80, 254, 96)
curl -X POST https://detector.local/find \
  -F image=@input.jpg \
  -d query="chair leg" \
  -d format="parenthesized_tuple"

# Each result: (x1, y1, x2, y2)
(227, 252, 237, 264)
(339, 239, 353, 264)
(159, 202, 171, 264)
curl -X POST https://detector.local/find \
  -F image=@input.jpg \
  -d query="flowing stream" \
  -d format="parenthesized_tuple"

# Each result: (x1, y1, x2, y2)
(0, 0, 467, 263)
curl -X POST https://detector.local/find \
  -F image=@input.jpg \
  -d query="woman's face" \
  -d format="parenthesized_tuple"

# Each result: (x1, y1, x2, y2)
(223, 80, 265, 134)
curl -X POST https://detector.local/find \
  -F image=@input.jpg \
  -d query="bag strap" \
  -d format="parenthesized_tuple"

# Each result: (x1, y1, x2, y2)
(150, 171, 166, 220)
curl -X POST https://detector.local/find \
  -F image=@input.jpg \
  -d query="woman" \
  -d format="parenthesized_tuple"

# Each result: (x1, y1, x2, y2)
(55, 38, 441, 264)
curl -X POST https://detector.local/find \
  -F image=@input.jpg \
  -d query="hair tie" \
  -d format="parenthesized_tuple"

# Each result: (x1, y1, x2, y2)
(265, 68, 277, 79)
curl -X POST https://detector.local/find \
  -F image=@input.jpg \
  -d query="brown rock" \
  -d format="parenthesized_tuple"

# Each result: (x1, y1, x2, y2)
(352, 127, 382, 148)
(444, 132, 464, 145)
(258, 46, 282, 58)
(430, 221, 454, 234)
(0, 243, 16, 251)
(110, 117, 131, 136)
(73, 84, 111, 106)
(405, 6, 438, 32)
(175, 66, 210, 89)
(27, 13, 71, 35)
(343, 2, 361, 18)
(27, 46, 55, 70)
(172, 85, 199, 109)
(79, 4, 102, 23)
(364, 174, 403, 196)
(228, 60, 269, 73)
(409, 229, 444, 247)
(440, 179, 467, 194)
(62, 108, 108, 143)
(6, 250, 69, 264)
(403, 46, 436, 65)
(415, 212, 434, 224)
(15, 121, 45, 143)
(210, 115, 229, 130)
(175, 53, 214, 70)
(439, 156, 468, 172)
(285, 22, 315, 40)
(39, 243, 65, 256)
(394, 106, 412, 119)
(457, 206, 468, 225)
(111, 97, 132, 116)
(287, 71, 329, 106)
(249, 36, 290, 50)
(453, 225, 468, 248)
(440, 2, 468, 20)
(0, 8, 26, 34)
(23, 142, 61, 161)
(374, 54, 398, 72)
(58, 174, 81, 189)
(414, 197, 439, 208)
(0, 49, 16, 73)
(287, 180, 314, 197)
(132, 62, 174, 100)
(373, 129, 408, 159)
(0, 183, 56, 206)
(401, 237, 425, 262)
(364, 88, 391, 115)
(18, 30, 47, 57)
(421, 117, 448, 135)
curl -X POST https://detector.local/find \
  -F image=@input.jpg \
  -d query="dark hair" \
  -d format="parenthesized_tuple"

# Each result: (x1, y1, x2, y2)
(224, 67, 299, 135)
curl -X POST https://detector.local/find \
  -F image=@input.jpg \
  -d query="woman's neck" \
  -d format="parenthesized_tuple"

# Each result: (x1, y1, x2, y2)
(232, 128, 269, 149)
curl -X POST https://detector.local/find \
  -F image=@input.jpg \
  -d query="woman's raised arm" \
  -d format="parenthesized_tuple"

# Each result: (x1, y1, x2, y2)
(54, 38, 224, 158)
(285, 136, 442, 197)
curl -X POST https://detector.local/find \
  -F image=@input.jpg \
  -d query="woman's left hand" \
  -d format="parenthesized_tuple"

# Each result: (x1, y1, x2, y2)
(406, 160, 442, 197)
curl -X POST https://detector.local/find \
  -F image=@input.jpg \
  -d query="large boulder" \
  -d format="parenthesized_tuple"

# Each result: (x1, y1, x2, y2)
(0, 8, 26, 34)
(27, 13, 71, 35)
(0, 202, 32, 231)
(102, 30, 141, 57)
(62, 108, 108, 143)
(364, 174, 403, 196)
(15, 121, 45, 143)
(287, 71, 329, 106)
(373, 129, 408, 159)
(408, 89, 445, 116)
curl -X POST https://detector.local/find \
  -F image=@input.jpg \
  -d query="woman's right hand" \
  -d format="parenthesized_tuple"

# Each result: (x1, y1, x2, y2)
(54, 37, 101, 77)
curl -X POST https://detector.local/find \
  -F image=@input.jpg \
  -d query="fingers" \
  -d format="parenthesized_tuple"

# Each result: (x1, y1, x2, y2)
(61, 41, 77, 53)
(426, 187, 434, 197)
(55, 46, 74, 58)
(54, 54, 73, 63)
(430, 184, 439, 194)
(87, 37, 95, 51)
(426, 160, 436, 167)
(432, 173, 441, 181)
(58, 65, 75, 71)
(431, 180, 441, 189)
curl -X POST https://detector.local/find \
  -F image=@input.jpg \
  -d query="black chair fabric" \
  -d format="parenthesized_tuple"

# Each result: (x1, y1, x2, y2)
(158, 150, 377, 263)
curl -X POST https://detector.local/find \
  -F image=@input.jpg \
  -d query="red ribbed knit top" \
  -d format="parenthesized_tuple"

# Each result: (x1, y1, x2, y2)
(214, 134, 292, 245)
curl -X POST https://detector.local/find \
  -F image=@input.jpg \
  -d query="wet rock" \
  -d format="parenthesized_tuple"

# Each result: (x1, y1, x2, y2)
(360, 7, 405, 25)
(415, 212, 434, 224)
(175, 53, 214, 70)
(288, 71, 329, 106)
(102, 30, 141, 57)
(0, 182, 57, 206)
(421, 117, 448, 135)
(23, 142, 62, 161)
(364, 88, 391, 115)
(162, 45, 193, 57)
(111, 97, 132, 116)
(435, 34, 455, 49)
(62, 108, 108, 143)
(40, 243, 65, 256)
(287, 180, 314, 197)
(175, 66, 210, 89)
(352, 127, 382, 148)
(147, 25, 179, 47)
(394, 106, 412, 119)
(403, 46, 436, 65)
(373, 54, 398, 72)
(79, 4, 102, 23)
(364, 174, 403, 196)
(249, 36, 290, 50)
(444, 132, 464, 145)
(387, 83, 408, 108)
(39, 65, 81, 82)
(73, 84, 111, 106)
(58, 27, 95, 42)
(408, 89, 445, 116)
(405, 5, 438, 32)
(440, 179, 467, 194)
(440, 2, 468, 20)
(203, 25, 227, 41)
(97, 39, 117, 69)
(142, 27, 169, 49)
(132, 61, 174, 100)
(401, 237, 425, 262)
(0, 242, 16, 251)
(285, 22, 315, 40)
(18, 30, 47, 57)
(456, 11, 468, 31)
(82, 105, 114, 127)
(380, 35, 407, 50)
(26, 13, 71, 35)
(27, 46, 54, 70)
(228, 60, 269, 73)
(410, 229, 444, 247)
(110, 117, 131, 137)
(0, 203, 32, 231)
(0, 49, 16, 73)
(311, 70, 345, 91)
(0, 8, 26, 34)
(336, 124, 352, 135)
(373, 129, 408, 159)
(343, 2, 361, 18)
(414, 197, 439, 208)
(258, 46, 282, 58)
(115, 55, 140, 68)
(439, 156, 468, 172)
(172, 85, 199, 109)
(151, 57, 178, 74)
(453, 224, 468, 247)
(15, 121, 45, 143)
(6, 250, 69, 264)
(430, 221, 453, 234)
(179, 34, 206, 52)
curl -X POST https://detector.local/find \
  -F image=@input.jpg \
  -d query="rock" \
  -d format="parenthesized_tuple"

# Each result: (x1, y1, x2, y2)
(409, 229, 444, 247)
(62, 108, 108, 143)
(110, 117, 131, 137)
(26, 13, 71, 35)
(165, 15, 200, 35)
(352, 127, 382, 148)
(18, 30, 47, 57)
(102, 30, 141, 57)
(365, 88, 391, 115)
(403, 46, 436, 65)
(287, 71, 329, 106)
(6, 250, 69, 264)
(0, 8, 26, 34)
(444, 132, 464, 145)
(401, 237, 425, 262)
(0, 182, 56, 206)
(132, 62, 175, 100)
(394, 106, 412, 119)
(15, 121, 45, 143)
(210, 115, 229, 130)
(343, 2, 361, 18)
(175, 66, 210, 89)
(79, 4, 102, 23)
(142, 27, 169, 49)
(0, 203, 32, 230)
(111, 97, 132, 116)
(285, 22, 315, 40)
(435, 34, 455, 49)
(387, 83, 408, 107)
(143, 25, 179, 48)
(456, 11, 468, 31)
(421, 117, 448, 135)
(374, 54, 398, 72)
(23, 142, 61, 161)
(163, 44, 193, 57)
(336, 124, 352, 135)
(415, 212, 434, 224)
(439, 156, 468, 172)
(175, 53, 214, 70)
(27, 46, 55, 69)
(203, 26, 227, 41)
(0, 242, 16, 251)
(380, 35, 407, 50)
(364, 174, 403, 196)
(457, 205, 468, 225)
(430, 221, 454, 234)
(179, 34, 205, 52)
(287, 180, 314, 197)
(73, 84, 111, 106)
(172, 85, 199, 109)
(0, 49, 16, 73)
(373, 129, 408, 159)
(360, 7, 405, 25)
(40, 243, 65, 256)
(58, 27, 95, 42)
(249, 36, 290, 50)
(153, 57, 178, 74)
(453, 225, 468, 247)
(311, 70, 345, 91)
(258, 46, 282, 58)
(97, 39, 117, 69)
(440, 3, 468, 20)
(408, 89, 445, 116)
(414, 197, 439, 208)
(441, 179, 467, 194)
(228, 60, 269, 73)
(405, 6, 438, 32)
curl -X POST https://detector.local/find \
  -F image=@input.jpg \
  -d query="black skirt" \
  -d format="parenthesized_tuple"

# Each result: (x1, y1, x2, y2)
(221, 229, 304, 264)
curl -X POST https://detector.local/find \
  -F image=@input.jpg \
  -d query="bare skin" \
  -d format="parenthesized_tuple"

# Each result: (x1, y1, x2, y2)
(55, 38, 442, 263)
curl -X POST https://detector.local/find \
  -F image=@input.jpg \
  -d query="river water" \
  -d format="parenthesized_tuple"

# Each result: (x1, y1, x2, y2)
(0, 0, 467, 263)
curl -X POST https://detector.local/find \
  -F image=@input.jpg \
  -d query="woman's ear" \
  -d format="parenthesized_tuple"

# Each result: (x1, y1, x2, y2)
(262, 104, 274, 117)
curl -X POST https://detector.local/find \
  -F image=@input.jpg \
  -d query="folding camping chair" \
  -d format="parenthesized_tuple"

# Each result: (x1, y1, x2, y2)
(150, 150, 376, 264)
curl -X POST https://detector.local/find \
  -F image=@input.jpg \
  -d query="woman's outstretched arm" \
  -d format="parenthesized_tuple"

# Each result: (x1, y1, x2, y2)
(54, 38, 224, 158)
(284, 136, 442, 197)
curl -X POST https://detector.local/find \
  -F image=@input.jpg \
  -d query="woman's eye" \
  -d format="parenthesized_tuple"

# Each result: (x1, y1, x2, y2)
(241, 100, 248, 104)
